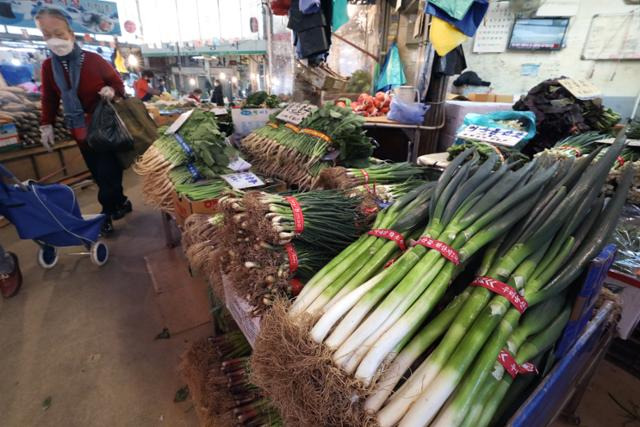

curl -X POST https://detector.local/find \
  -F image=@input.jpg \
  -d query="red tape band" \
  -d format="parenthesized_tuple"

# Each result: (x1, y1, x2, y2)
(284, 196, 304, 234)
(617, 156, 625, 167)
(497, 349, 538, 379)
(368, 229, 406, 251)
(290, 278, 304, 296)
(384, 257, 397, 269)
(471, 276, 528, 313)
(360, 169, 369, 185)
(284, 243, 298, 273)
(412, 236, 460, 265)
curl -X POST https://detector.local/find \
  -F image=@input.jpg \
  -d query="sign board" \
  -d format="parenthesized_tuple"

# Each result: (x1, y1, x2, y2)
(211, 107, 228, 116)
(558, 78, 601, 101)
(582, 11, 640, 60)
(0, 1, 121, 36)
(457, 125, 528, 147)
(164, 110, 194, 135)
(221, 172, 265, 189)
(231, 108, 279, 136)
(276, 103, 318, 125)
(227, 156, 252, 172)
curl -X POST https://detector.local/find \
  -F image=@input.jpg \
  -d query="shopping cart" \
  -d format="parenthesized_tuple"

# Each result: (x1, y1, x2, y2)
(0, 163, 108, 268)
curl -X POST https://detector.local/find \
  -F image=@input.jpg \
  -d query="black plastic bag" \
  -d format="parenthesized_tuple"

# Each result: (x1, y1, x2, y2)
(87, 99, 134, 153)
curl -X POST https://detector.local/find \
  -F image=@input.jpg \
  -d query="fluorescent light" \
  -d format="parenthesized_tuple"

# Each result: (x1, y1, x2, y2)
(127, 54, 139, 68)
(250, 73, 257, 80)
(10, 58, 21, 66)
(189, 78, 196, 86)
(219, 72, 226, 81)
(272, 77, 280, 86)
(231, 76, 238, 84)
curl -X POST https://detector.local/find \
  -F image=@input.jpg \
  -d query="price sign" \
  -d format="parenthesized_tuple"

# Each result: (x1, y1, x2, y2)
(558, 78, 601, 101)
(457, 125, 528, 147)
(227, 156, 252, 172)
(165, 109, 194, 135)
(221, 172, 265, 189)
(276, 103, 318, 125)
(211, 108, 228, 115)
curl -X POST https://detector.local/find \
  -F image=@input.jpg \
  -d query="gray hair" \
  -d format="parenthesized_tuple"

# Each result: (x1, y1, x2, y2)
(34, 7, 72, 31)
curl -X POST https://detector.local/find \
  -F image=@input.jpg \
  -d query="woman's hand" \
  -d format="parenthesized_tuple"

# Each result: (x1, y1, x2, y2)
(99, 86, 115, 100)
(40, 125, 54, 152)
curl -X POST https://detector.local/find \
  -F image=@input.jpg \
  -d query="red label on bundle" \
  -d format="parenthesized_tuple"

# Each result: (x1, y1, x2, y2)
(617, 156, 625, 167)
(471, 276, 528, 313)
(368, 229, 406, 251)
(557, 145, 582, 157)
(284, 196, 304, 233)
(412, 236, 460, 265)
(384, 257, 397, 269)
(497, 349, 538, 379)
(290, 278, 304, 296)
(360, 169, 370, 184)
(284, 243, 298, 273)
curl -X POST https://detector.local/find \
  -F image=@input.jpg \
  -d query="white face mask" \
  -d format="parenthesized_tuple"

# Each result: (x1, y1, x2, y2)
(46, 38, 74, 57)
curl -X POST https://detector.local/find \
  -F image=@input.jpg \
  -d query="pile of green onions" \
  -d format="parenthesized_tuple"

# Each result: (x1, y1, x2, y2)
(253, 131, 633, 426)
(545, 131, 604, 158)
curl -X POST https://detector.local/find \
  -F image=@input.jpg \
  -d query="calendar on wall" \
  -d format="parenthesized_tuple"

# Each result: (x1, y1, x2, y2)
(582, 11, 640, 60)
(473, 1, 515, 53)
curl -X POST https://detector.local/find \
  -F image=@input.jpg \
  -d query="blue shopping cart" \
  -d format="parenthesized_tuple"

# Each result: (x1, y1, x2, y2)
(0, 163, 108, 268)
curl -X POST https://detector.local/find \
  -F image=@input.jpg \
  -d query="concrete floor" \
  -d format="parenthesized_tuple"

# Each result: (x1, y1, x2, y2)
(1, 171, 639, 427)
(0, 171, 205, 427)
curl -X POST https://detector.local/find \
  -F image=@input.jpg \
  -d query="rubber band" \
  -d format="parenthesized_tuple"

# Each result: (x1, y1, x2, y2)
(284, 196, 304, 233)
(300, 128, 332, 143)
(497, 349, 538, 379)
(384, 257, 398, 269)
(186, 162, 202, 180)
(360, 169, 370, 185)
(482, 142, 505, 163)
(557, 145, 582, 157)
(470, 276, 529, 313)
(284, 123, 301, 133)
(617, 156, 625, 167)
(267, 122, 279, 128)
(290, 278, 304, 296)
(284, 243, 298, 273)
(368, 229, 406, 251)
(412, 236, 460, 265)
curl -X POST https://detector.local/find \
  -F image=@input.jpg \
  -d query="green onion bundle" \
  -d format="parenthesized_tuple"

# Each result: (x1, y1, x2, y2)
(251, 132, 633, 426)
(182, 213, 224, 276)
(318, 162, 428, 190)
(448, 140, 528, 164)
(545, 131, 604, 158)
(173, 178, 230, 201)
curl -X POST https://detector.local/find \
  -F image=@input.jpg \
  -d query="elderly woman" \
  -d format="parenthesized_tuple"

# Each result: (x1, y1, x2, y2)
(37, 7, 131, 234)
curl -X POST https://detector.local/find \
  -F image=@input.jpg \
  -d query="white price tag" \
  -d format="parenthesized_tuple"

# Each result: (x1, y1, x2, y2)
(221, 172, 265, 189)
(558, 78, 601, 101)
(211, 108, 228, 115)
(227, 156, 252, 172)
(457, 125, 528, 147)
(164, 109, 194, 135)
(276, 103, 318, 125)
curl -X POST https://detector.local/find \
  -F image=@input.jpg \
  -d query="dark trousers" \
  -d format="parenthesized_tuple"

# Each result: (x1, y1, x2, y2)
(80, 147, 126, 215)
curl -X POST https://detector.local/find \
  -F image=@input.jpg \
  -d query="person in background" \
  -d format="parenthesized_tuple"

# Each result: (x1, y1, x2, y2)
(210, 79, 224, 106)
(37, 7, 130, 235)
(157, 77, 166, 93)
(0, 245, 21, 298)
(187, 88, 203, 103)
(134, 70, 156, 101)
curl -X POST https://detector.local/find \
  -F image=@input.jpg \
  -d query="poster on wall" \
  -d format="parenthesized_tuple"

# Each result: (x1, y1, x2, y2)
(472, 1, 515, 53)
(0, 0, 121, 35)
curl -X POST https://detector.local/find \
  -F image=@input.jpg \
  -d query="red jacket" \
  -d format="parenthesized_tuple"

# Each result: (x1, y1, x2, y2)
(40, 51, 125, 126)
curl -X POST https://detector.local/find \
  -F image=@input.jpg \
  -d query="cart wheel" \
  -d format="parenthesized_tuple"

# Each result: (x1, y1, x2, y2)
(37, 245, 58, 269)
(90, 242, 109, 266)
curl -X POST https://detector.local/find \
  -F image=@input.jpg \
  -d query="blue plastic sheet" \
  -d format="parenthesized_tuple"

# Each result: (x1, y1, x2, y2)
(428, 0, 475, 20)
(425, 0, 489, 37)
(462, 111, 537, 142)
(332, 0, 349, 30)
(387, 98, 430, 125)
(376, 43, 406, 92)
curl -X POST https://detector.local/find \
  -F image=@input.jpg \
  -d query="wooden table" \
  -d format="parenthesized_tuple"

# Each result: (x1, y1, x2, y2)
(363, 116, 445, 162)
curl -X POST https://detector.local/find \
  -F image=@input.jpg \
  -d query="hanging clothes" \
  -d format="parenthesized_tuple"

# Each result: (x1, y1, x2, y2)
(288, 0, 333, 61)
(425, 0, 489, 37)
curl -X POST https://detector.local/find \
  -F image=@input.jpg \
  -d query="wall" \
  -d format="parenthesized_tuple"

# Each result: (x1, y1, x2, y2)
(464, 0, 640, 98)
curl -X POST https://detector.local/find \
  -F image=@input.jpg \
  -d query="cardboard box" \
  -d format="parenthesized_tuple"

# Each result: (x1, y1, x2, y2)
(0, 122, 20, 151)
(297, 62, 348, 92)
(173, 192, 219, 227)
(231, 108, 280, 137)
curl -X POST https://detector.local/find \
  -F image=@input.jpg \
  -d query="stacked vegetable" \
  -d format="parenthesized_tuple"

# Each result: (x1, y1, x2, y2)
(346, 92, 391, 117)
(243, 91, 280, 109)
(133, 110, 235, 212)
(240, 104, 374, 189)
(250, 132, 633, 426)
(181, 212, 225, 278)
(0, 86, 71, 146)
(318, 162, 428, 190)
(180, 331, 282, 427)
(217, 189, 371, 314)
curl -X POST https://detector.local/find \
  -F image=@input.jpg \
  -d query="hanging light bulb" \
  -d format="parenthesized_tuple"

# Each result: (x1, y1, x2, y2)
(189, 78, 196, 86)
(10, 58, 21, 66)
(231, 76, 238, 84)
(219, 72, 226, 81)
(127, 54, 139, 68)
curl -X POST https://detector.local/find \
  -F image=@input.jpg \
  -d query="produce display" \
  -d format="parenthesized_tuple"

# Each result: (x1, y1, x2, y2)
(514, 77, 621, 155)
(249, 133, 633, 426)
(243, 91, 280, 109)
(341, 92, 391, 117)
(346, 70, 373, 94)
(181, 212, 224, 278)
(180, 330, 282, 427)
(240, 104, 374, 189)
(133, 110, 235, 212)
(0, 86, 71, 146)
(628, 118, 640, 139)
(318, 162, 429, 190)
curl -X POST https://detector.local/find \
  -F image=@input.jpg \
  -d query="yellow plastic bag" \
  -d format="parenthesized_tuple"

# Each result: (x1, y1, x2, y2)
(429, 16, 468, 56)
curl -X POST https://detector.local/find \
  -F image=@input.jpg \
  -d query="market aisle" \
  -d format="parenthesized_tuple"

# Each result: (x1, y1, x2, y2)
(0, 171, 203, 427)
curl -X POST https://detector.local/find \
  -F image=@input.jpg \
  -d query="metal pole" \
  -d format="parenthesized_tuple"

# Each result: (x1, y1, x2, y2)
(262, 0, 273, 93)
(135, 0, 144, 38)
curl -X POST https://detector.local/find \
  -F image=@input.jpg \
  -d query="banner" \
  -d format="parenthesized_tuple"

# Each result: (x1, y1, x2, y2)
(0, 0, 121, 36)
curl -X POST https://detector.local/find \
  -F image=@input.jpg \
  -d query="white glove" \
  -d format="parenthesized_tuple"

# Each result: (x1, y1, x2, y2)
(99, 86, 115, 100)
(40, 125, 54, 152)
